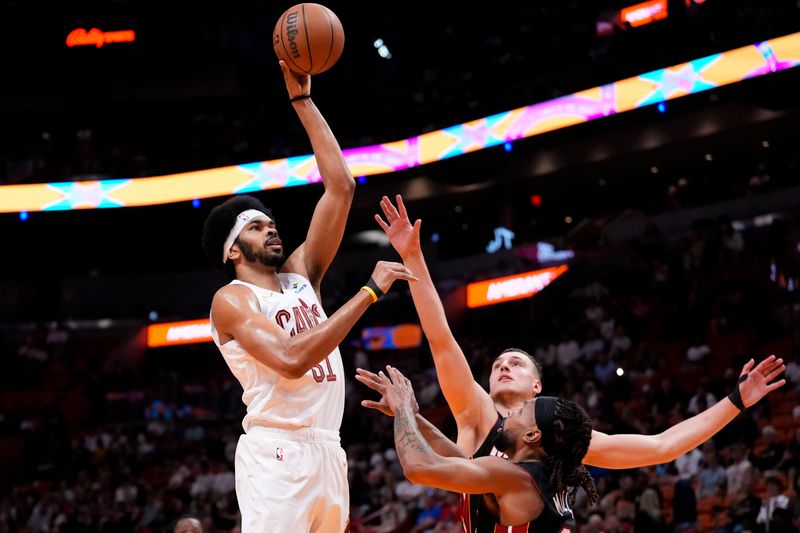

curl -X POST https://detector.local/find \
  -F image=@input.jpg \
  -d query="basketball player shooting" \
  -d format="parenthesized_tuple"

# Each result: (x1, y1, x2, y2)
(359, 195, 786, 471)
(201, 64, 417, 533)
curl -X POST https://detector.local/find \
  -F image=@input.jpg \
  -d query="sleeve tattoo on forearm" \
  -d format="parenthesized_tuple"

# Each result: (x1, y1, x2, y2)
(394, 405, 435, 464)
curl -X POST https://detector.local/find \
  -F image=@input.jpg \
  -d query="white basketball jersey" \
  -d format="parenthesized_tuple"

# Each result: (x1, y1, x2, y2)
(210, 273, 345, 433)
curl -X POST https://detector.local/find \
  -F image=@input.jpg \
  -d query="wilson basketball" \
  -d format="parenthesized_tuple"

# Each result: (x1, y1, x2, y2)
(273, 3, 345, 75)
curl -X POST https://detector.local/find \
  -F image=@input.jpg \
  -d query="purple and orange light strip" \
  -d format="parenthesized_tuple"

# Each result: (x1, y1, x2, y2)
(2, 31, 799, 213)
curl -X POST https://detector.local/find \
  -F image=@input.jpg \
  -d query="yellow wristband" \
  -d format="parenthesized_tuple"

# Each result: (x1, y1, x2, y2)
(361, 285, 378, 303)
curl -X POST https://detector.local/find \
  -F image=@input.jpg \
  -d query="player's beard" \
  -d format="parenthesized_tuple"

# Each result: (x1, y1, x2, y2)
(493, 428, 513, 454)
(237, 239, 285, 268)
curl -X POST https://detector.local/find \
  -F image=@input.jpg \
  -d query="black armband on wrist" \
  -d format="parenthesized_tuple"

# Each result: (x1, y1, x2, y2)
(290, 94, 311, 103)
(727, 374, 748, 411)
(360, 276, 385, 303)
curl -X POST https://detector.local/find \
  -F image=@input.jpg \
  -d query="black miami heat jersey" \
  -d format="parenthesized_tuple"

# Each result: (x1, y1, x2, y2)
(460, 414, 576, 533)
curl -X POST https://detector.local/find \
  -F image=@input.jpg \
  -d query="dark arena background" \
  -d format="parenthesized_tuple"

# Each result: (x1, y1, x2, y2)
(1, 1, 800, 531)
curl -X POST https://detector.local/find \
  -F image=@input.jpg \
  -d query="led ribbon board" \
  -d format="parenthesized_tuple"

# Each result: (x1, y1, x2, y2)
(620, 0, 669, 28)
(147, 319, 212, 347)
(2, 32, 799, 213)
(466, 265, 569, 309)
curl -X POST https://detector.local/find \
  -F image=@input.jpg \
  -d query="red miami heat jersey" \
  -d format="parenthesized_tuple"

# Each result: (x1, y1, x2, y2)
(209, 274, 344, 433)
(460, 414, 576, 533)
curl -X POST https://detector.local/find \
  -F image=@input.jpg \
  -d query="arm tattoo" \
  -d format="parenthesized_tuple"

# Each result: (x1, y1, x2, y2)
(394, 404, 437, 467)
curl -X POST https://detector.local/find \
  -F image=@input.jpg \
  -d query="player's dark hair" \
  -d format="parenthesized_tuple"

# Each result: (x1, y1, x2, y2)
(544, 398, 598, 506)
(201, 195, 274, 279)
(498, 347, 543, 380)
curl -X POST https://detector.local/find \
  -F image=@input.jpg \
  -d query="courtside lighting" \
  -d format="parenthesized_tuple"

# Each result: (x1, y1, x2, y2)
(373, 38, 392, 59)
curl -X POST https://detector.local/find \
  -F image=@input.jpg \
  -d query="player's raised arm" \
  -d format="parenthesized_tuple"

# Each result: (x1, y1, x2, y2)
(277, 60, 355, 290)
(584, 356, 786, 468)
(211, 261, 417, 379)
(376, 195, 498, 453)
(380, 366, 534, 497)
(356, 367, 469, 459)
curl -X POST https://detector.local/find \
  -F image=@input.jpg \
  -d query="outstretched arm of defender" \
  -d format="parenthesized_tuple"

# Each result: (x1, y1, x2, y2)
(278, 60, 355, 290)
(380, 366, 530, 495)
(584, 356, 785, 468)
(211, 261, 417, 379)
(376, 195, 497, 452)
(356, 368, 468, 458)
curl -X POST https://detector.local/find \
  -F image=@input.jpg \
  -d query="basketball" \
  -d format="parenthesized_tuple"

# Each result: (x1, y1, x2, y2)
(273, 3, 345, 75)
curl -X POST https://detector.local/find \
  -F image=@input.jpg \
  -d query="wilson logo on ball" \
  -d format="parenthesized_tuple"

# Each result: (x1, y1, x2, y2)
(285, 11, 302, 59)
(273, 3, 345, 75)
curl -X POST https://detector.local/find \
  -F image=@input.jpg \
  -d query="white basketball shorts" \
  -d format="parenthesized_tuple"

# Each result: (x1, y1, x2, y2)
(235, 426, 349, 533)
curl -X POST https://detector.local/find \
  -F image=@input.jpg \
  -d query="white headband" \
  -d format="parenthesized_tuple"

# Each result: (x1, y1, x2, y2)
(222, 209, 271, 263)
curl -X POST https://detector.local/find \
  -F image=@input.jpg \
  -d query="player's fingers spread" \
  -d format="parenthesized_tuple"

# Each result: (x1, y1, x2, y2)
(384, 196, 400, 219)
(396, 195, 408, 219)
(391, 366, 405, 384)
(765, 366, 785, 382)
(761, 359, 782, 376)
(355, 374, 382, 390)
(771, 357, 784, 368)
(767, 379, 786, 392)
(356, 368, 379, 380)
(385, 365, 396, 380)
(380, 197, 395, 221)
(754, 355, 776, 373)
(375, 214, 390, 232)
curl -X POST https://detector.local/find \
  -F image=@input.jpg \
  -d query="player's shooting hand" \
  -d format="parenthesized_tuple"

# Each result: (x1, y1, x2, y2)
(737, 355, 786, 408)
(279, 60, 310, 99)
(370, 261, 418, 294)
(375, 195, 422, 260)
(377, 365, 418, 414)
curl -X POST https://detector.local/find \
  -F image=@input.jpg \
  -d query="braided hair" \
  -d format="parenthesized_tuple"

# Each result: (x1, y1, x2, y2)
(201, 195, 274, 279)
(542, 398, 598, 506)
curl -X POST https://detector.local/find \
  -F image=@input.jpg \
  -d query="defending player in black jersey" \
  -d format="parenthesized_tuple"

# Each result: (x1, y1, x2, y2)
(360, 195, 785, 469)
(378, 365, 597, 533)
